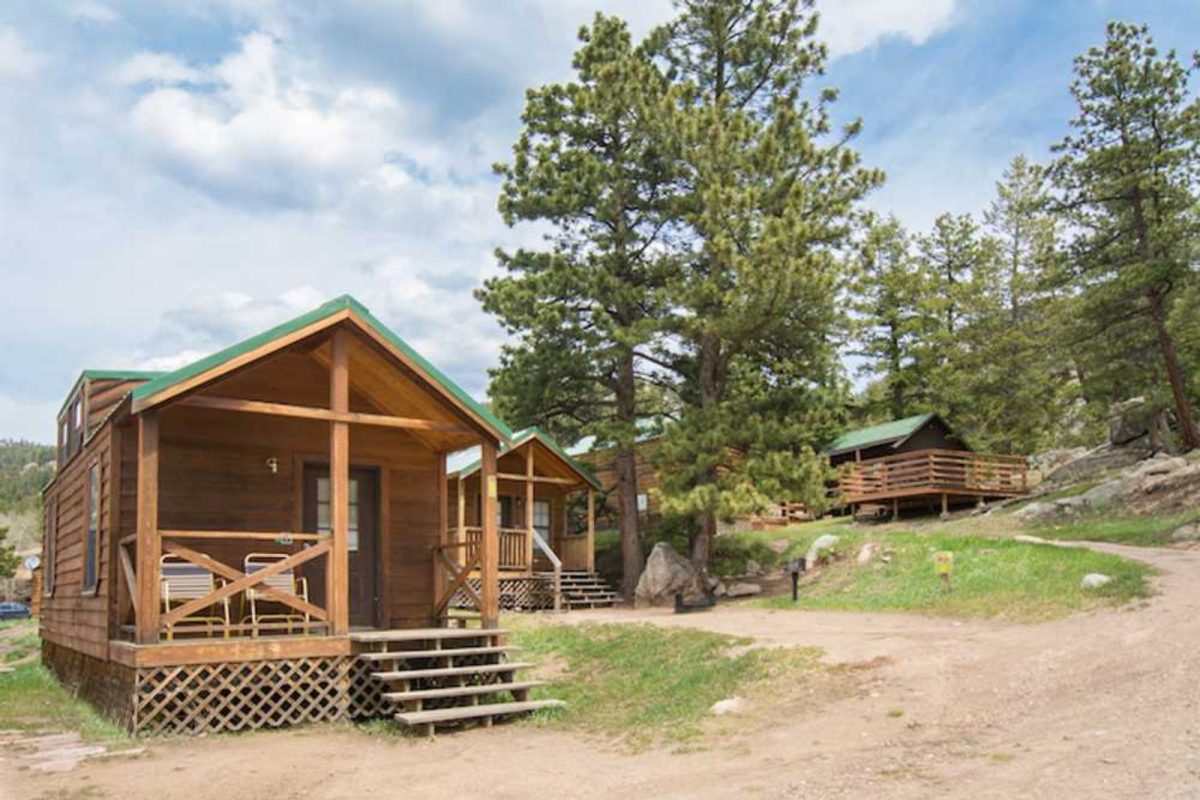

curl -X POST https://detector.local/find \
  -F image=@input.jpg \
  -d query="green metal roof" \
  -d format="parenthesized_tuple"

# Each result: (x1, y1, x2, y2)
(82, 369, 166, 381)
(446, 426, 601, 489)
(130, 294, 513, 440)
(827, 412, 937, 455)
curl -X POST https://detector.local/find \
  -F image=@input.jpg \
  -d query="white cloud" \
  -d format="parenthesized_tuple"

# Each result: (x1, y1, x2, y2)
(68, 1, 120, 25)
(0, 27, 40, 80)
(115, 52, 205, 86)
(817, 0, 959, 57)
(127, 32, 420, 206)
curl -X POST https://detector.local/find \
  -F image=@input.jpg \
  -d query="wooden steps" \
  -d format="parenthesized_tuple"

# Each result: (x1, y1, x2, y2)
(395, 700, 564, 730)
(372, 662, 535, 682)
(382, 680, 545, 703)
(356, 645, 520, 661)
(538, 571, 619, 609)
(354, 626, 562, 735)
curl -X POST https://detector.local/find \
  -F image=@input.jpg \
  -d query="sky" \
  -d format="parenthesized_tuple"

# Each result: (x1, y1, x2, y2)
(1, 0, 1198, 443)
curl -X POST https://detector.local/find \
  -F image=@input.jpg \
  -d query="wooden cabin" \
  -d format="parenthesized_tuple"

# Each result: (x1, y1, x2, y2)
(830, 413, 1028, 516)
(38, 295, 562, 735)
(573, 435, 664, 527)
(445, 428, 615, 610)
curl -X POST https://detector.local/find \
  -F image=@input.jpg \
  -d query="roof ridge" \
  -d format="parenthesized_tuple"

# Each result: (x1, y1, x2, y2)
(127, 293, 512, 440)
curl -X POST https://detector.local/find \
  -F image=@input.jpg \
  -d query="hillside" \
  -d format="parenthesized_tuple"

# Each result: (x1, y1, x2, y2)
(0, 439, 55, 553)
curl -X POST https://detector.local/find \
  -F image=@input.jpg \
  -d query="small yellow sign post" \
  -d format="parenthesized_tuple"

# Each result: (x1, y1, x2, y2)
(934, 551, 954, 590)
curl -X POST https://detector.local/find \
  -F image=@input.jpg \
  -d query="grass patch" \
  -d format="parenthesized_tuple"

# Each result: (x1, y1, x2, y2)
(511, 622, 820, 747)
(0, 662, 128, 742)
(593, 528, 620, 553)
(741, 528, 1151, 621)
(1026, 509, 1200, 547)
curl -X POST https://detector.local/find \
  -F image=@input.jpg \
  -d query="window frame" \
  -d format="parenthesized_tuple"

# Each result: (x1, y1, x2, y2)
(43, 499, 56, 597)
(82, 462, 101, 596)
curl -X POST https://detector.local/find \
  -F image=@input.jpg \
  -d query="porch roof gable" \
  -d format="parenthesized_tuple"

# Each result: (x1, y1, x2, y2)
(446, 427, 601, 489)
(826, 412, 939, 457)
(129, 294, 513, 441)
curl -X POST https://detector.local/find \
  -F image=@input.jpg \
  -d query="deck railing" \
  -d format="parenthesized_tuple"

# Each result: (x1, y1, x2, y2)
(457, 526, 530, 570)
(118, 529, 332, 641)
(838, 449, 1028, 504)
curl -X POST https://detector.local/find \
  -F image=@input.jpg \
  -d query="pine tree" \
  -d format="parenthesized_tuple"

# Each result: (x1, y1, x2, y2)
(848, 216, 927, 420)
(652, 0, 881, 570)
(970, 156, 1069, 452)
(480, 15, 677, 596)
(0, 526, 17, 579)
(1051, 22, 1200, 450)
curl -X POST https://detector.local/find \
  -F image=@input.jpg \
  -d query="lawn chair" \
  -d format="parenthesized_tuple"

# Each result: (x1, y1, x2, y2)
(160, 554, 231, 640)
(241, 552, 310, 636)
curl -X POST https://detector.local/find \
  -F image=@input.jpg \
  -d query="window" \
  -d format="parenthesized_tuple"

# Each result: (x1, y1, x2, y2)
(636, 493, 648, 512)
(316, 477, 360, 551)
(83, 464, 100, 594)
(533, 500, 551, 539)
(58, 418, 68, 464)
(43, 500, 56, 596)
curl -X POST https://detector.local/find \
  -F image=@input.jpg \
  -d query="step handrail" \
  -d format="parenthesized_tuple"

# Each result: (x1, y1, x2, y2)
(530, 529, 563, 612)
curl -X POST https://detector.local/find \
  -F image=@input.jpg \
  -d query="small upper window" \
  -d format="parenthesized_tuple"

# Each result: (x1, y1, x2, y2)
(83, 464, 100, 594)
(636, 493, 648, 512)
(72, 399, 82, 430)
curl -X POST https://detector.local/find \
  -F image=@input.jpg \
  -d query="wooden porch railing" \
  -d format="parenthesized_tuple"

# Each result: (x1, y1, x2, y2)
(838, 449, 1028, 504)
(119, 529, 333, 640)
(458, 526, 529, 570)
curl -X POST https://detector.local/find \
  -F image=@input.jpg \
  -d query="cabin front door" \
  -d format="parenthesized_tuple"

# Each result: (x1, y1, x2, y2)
(302, 465, 380, 628)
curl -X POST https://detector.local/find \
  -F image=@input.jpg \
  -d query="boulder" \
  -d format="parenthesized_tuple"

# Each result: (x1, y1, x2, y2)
(806, 534, 840, 567)
(635, 542, 706, 608)
(745, 559, 762, 576)
(1171, 524, 1200, 543)
(1129, 455, 1188, 479)
(725, 582, 762, 598)
(1013, 501, 1055, 521)
(856, 542, 881, 565)
(770, 538, 791, 554)
(711, 697, 747, 716)
(712, 579, 728, 598)
(1081, 573, 1113, 590)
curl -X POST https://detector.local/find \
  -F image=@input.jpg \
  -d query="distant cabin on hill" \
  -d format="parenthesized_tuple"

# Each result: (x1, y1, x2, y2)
(829, 413, 1028, 518)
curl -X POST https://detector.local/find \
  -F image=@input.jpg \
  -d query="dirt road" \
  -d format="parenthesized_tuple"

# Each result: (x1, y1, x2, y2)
(5, 542, 1198, 799)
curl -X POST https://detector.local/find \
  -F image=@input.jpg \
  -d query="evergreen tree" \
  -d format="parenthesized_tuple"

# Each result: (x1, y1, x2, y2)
(480, 15, 677, 596)
(652, 0, 881, 569)
(1051, 22, 1200, 450)
(847, 216, 927, 420)
(971, 156, 1069, 452)
(0, 526, 17, 579)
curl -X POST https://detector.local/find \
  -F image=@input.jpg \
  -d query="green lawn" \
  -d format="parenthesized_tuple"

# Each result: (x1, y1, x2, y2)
(511, 622, 820, 748)
(0, 620, 128, 741)
(737, 527, 1151, 621)
(1023, 509, 1200, 547)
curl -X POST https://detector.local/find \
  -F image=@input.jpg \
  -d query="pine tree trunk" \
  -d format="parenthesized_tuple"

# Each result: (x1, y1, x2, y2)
(1147, 287, 1199, 451)
(690, 332, 721, 574)
(614, 350, 643, 598)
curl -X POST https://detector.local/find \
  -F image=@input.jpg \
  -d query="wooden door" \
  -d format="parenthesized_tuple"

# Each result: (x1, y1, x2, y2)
(303, 465, 380, 628)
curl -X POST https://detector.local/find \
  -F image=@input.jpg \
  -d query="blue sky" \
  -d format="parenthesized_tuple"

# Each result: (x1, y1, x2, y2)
(1, 0, 1197, 443)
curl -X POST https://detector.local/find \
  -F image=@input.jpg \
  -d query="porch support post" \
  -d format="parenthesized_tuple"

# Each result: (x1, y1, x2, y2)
(456, 476, 466, 567)
(329, 327, 350, 635)
(435, 452, 448, 609)
(587, 488, 596, 573)
(525, 446, 535, 571)
(480, 440, 500, 627)
(135, 411, 160, 644)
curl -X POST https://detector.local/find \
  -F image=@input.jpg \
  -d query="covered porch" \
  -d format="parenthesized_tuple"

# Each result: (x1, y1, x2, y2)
(445, 428, 601, 611)
(111, 299, 513, 656)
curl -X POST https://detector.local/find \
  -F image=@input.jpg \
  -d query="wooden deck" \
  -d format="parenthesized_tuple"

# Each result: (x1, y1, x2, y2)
(838, 449, 1028, 507)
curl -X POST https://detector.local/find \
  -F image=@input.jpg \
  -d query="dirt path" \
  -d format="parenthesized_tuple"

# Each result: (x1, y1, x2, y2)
(6, 542, 1199, 800)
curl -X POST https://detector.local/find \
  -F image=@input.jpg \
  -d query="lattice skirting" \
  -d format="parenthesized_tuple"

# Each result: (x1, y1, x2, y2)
(44, 642, 396, 736)
(451, 576, 555, 611)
